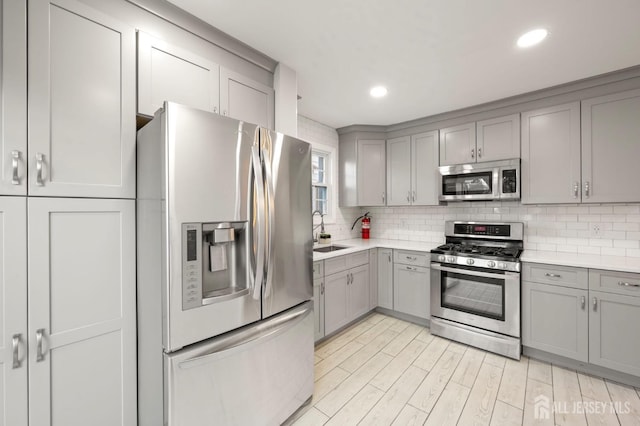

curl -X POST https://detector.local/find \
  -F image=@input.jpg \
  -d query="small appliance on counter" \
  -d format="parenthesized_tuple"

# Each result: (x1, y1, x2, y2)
(430, 221, 524, 359)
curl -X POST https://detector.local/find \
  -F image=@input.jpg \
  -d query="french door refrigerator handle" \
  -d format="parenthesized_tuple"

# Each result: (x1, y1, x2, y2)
(261, 133, 276, 299)
(250, 145, 266, 300)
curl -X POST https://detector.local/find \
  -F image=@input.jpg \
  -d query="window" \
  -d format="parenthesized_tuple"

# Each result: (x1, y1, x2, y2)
(312, 149, 330, 215)
(311, 143, 336, 224)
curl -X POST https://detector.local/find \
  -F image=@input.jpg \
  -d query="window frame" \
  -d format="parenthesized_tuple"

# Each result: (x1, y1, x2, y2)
(311, 143, 336, 225)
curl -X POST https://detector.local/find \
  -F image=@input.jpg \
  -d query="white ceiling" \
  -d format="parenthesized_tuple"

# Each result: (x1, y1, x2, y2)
(166, 0, 640, 129)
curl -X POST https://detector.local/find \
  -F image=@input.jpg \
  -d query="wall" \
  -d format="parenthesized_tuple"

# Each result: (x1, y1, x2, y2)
(297, 115, 361, 241)
(366, 202, 640, 257)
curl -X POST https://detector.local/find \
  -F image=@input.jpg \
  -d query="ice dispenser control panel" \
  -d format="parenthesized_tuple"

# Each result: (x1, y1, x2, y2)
(182, 223, 202, 310)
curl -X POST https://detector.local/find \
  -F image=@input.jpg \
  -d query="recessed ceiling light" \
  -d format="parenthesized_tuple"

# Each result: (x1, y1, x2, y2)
(370, 86, 388, 98)
(517, 28, 548, 48)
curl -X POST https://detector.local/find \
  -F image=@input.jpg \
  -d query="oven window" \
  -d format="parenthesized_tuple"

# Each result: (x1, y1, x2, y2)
(441, 270, 505, 321)
(442, 172, 493, 195)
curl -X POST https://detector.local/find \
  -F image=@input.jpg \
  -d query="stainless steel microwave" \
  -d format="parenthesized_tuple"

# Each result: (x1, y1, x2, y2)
(438, 158, 520, 201)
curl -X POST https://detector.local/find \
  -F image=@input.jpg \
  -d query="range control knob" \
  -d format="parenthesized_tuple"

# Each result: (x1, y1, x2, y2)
(447, 256, 456, 263)
(466, 258, 475, 265)
(487, 261, 496, 268)
(438, 255, 445, 262)
(499, 262, 507, 269)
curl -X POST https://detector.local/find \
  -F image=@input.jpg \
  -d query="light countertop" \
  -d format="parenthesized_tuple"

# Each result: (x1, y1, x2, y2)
(314, 239, 640, 274)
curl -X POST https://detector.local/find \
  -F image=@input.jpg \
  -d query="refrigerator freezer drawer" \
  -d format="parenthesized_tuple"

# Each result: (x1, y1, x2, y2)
(165, 301, 314, 426)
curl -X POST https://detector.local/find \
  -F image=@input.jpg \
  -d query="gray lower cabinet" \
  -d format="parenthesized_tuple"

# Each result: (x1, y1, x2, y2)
(522, 281, 588, 362)
(369, 248, 378, 310)
(393, 262, 430, 319)
(523, 263, 640, 377)
(324, 264, 369, 336)
(313, 261, 324, 341)
(377, 248, 393, 310)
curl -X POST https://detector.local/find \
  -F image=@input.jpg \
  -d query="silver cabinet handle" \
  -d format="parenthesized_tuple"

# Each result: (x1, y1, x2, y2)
(477, 147, 482, 158)
(382, 192, 385, 203)
(406, 256, 417, 261)
(581, 296, 586, 310)
(584, 181, 590, 198)
(321, 282, 324, 295)
(545, 273, 561, 278)
(11, 150, 21, 185)
(12, 334, 22, 368)
(592, 297, 597, 311)
(406, 266, 417, 271)
(412, 191, 416, 202)
(407, 191, 411, 202)
(36, 329, 46, 362)
(388, 253, 391, 262)
(573, 182, 579, 198)
(471, 148, 475, 159)
(223, 110, 228, 116)
(618, 281, 640, 288)
(213, 106, 218, 114)
(35, 153, 45, 186)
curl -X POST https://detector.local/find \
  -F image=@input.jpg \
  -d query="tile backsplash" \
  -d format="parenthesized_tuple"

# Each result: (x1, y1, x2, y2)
(365, 202, 640, 257)
(298, 115, 639, 257)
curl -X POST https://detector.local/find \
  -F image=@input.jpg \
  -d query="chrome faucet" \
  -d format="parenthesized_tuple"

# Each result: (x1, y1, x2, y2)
(312, 210, 325, 241)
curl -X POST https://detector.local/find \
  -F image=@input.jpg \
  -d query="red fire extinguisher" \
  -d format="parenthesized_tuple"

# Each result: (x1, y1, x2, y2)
(351, 212, 371, 239)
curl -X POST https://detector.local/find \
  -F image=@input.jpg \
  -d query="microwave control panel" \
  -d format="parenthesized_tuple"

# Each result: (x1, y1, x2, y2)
(502, 169, 518, 193)
(182, 223, 202, 310)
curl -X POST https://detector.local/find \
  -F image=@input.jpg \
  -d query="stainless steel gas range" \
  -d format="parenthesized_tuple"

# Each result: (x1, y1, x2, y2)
(430, 221, 524, 359)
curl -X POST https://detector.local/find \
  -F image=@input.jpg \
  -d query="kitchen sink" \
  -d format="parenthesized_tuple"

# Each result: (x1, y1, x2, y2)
(313, 244, 350, 253)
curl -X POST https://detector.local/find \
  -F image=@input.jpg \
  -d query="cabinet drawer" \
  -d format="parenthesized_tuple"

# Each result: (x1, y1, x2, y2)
(324, 251, 369, 276)
(394, 249, 429, 267)
(589, 269, 640, 297)
(313, 261, 324, 280)
(522, 263, 588, 290)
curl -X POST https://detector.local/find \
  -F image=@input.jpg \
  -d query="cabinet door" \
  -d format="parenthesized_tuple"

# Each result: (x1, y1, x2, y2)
(581, 89, 640, 203)
(0, 197, 27, 426)
(589, 290, 640, 376)
(220, 67, 274, 129)
(377, 249, 393, 310)
(521, 102, 581, 204)
(476, 114, 520, 162)
(369, 248, 378, 310)
(313, 278, 324, 341)
(349, 264, 370, 320)
(137, 31, 220, 117)
(412, 131, 439, 205)
(386, 136, 411, 206)
(0, 1, 27, 195)
(28, 198, 136, 426)
(357, 139, 386, 206)
(324, 272, 349, 335)
(522, 281, 588, 362)
(393, 264, 430, 319)
(439, 122, 475, 166)
(28, 0, 135, 198)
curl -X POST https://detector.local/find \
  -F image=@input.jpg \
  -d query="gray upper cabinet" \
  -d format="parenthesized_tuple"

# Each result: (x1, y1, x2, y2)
(581, 89, 640, 203)
(220, 68, 274, 129)
(0, 0, 27, 195)
(137, 31, 220, 117)
(476, 114, 520, 162)
(387, 131, 439, 206)
(521, 102, 581, 204)
(439, 122, 475, 165)
(440, 114, 520, 166)
(339, 138, 385, 207)
(28, 0, 136, 198)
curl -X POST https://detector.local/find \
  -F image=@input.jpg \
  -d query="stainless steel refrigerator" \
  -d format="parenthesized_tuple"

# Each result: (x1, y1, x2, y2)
(136, 102, 314, 426)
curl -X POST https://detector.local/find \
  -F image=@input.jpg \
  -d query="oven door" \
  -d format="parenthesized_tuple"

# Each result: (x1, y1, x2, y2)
(430, 262, 520, 337)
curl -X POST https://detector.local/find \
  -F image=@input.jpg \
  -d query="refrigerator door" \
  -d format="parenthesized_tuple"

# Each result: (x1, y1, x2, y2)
(261, 130, 313, 318)
(165, 301, 314, 426)
(164, 103, 262, 351)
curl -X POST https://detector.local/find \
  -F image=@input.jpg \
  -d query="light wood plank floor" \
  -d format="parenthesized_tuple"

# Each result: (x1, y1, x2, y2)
(285, 313, 640, 426)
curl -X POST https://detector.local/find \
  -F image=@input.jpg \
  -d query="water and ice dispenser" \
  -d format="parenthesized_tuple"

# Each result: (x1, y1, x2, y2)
(182, 222, 249, 310)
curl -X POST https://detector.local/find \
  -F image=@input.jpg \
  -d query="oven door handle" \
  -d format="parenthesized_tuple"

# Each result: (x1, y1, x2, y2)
(430, 262, 519, 279)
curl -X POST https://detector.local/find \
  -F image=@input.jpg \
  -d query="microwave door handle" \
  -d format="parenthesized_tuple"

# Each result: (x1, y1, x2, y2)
(261, 141, 276, 299)
(251, 145, 266, 300)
